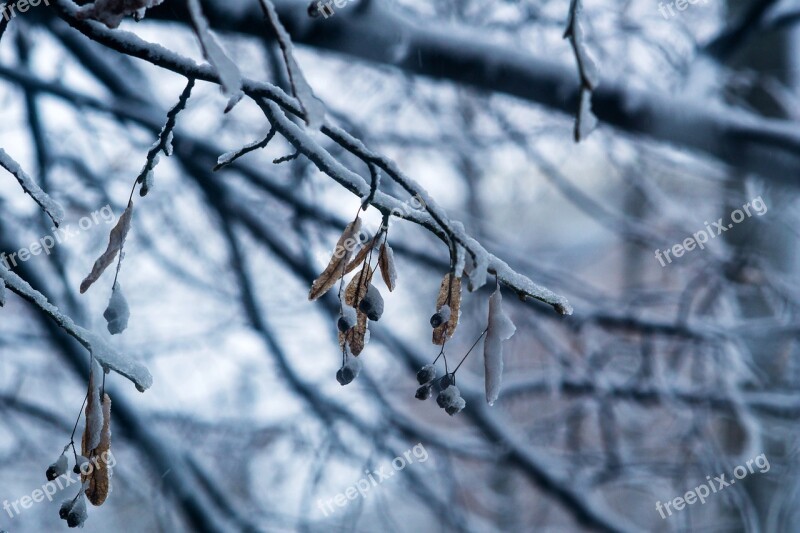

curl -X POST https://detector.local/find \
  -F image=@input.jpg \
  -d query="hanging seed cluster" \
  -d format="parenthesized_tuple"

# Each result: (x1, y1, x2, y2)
(308, 215, 516, 416)
(45, 366, 114, 528)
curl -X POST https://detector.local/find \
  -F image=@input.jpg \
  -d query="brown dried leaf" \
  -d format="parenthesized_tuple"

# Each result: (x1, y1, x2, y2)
(85, 393, 112, 506)
(308, 218, 362, 301)
(343, 238, 374, 276)
(80, 201, 134, 293)
(344, 265, 373, 307)
(347, 311, 369, 356)
(378, 243, 397, 292)
(433, 274, 461, 345)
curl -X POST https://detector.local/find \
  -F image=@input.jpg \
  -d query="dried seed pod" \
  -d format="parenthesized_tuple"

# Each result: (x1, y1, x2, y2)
(46, 453, 68, 481)
(436, 385, 461, 409)
(336, 358, 363, 386)
(73, 456, 90, 475)
(377, 242, 397, 291)
(309, 218, 362, 301)
(67, 494, 87, 528)
(358, 284, 384, 321)
(430, 305, 451, 328)
(432, 275, 461, 345)
(337, 305, 357, 333)
(85, 393, 112, 506)
(445, 396, 466, 416)
(59, 499, 73, 520)
(415, 384, 432, 400)
(416, 364, 436, 385)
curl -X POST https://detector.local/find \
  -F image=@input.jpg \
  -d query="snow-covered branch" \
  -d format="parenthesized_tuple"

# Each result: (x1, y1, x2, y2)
(0, 265, 152, 392)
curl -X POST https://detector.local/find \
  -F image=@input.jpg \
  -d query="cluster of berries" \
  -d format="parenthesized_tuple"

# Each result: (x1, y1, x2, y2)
(414, 364, 466, 416)
(46, 451, 90, 528)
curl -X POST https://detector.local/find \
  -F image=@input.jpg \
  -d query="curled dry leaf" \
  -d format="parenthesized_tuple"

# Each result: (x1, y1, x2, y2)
(378, 243, 397, 292)
(349, 312, 370, 356)
(80, 201, 133, 294)
(344, 265, 374, 307)
(343, 234, 377, 276)
(433, 273, 461, 345)
(338, 311, 369, 355)
(84, 393, 112, 506)
(342, 266, 374, 355)
(308, 218, 361, 301)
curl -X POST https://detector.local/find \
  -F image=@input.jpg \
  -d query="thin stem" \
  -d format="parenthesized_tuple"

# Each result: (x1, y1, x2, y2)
(453, 327, 489, 374)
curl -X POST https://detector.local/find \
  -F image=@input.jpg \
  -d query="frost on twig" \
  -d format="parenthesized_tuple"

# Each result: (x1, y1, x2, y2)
(55, 8, 572, 315)
(564, 0, 599, 142)
(137, 78, 195, 196)
(259, 0, 326, 129)
(0, 265, 152, 391)
(0, 148, 65, 227)
(187, 0, 243, 112)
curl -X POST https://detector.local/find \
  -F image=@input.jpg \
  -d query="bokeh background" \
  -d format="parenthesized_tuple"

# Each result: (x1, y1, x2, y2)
(0, 0, 799, 531)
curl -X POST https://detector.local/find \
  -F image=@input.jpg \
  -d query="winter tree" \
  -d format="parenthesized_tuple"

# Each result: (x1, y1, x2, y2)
(0, 0, 798, 531)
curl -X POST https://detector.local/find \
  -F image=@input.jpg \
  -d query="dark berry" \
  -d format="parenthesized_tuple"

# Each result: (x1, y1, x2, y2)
(415, 385, 432, 400)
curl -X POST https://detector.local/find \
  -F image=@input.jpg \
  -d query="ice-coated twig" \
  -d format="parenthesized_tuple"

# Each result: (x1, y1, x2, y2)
(53, 0, 572, 315)
(564, 0, 599, 142)
(137, 77, 195, 196)
(0, 265, 152, 392)
(186, 0, 242, 111)
(214, 126, 276, 171)
(0, 148, 65, 227)
(258, 0, 326, 129)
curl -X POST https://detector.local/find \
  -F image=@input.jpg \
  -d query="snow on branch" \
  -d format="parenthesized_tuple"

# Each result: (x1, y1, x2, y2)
(0, 148, 65, 227)
(186, 0, 243, 111)
(0, 265, 152, 392)
(52, 0, 572, 315)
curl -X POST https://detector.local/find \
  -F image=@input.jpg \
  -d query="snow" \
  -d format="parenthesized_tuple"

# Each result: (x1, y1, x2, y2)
(484, 288, 516, 406)
(359, 284, 385, 321)
(163, 131, 174, 156)
(103, 282, 130, 335)
(437, 305, 451, 323)
(86, 361, 104, 451)
(66, 493, 88, 528)
(577, 88, 598, 140)
(340, 305, 357, 329)
(0, 148, 65, 227)
(417, 364, 436, 384)
(187, 0, 244, 111)
(381, 243, 397, 291)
